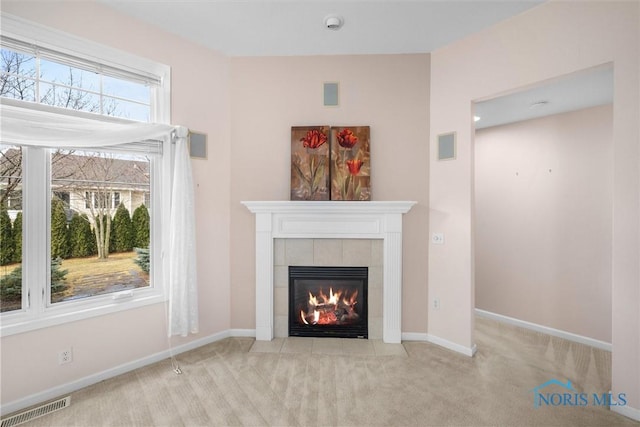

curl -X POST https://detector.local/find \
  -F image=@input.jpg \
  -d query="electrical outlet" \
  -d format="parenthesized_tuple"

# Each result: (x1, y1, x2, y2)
(58, 348, 73, 365)
(433, 298, 440, 310)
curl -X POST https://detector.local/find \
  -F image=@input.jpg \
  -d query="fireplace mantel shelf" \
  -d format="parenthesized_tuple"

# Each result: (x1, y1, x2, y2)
(242, 200, 416, 343)
(242, 200, 416, 214)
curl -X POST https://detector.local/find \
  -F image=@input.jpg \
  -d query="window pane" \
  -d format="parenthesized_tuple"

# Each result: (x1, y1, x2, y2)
(40, 83, 102, 114)
(0, 74, 36, 102)
(50, 149, 151, 304)
(102, 75, 149, 104)
(1, 48, 37, 102)
(1, 48, 154, 123)
(40, 58, 100, 91)
(1, 48, 36, 77)
(0, 145, 23, 313)
(104, 96, 150, 122)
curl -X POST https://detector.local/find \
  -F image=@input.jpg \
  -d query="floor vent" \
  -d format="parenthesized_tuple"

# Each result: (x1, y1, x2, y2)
(1, 396, 71, 427)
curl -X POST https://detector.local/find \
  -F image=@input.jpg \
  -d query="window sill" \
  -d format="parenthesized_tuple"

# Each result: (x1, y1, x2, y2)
(0, 290, 167, 337)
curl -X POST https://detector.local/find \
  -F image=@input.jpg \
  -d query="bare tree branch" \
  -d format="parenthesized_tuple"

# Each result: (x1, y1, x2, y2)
(1, 48, 129, 258)
(0, 146, 22, 208)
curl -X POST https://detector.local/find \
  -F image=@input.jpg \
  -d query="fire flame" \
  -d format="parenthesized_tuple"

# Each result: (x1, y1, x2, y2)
(298, 286, 360, 326)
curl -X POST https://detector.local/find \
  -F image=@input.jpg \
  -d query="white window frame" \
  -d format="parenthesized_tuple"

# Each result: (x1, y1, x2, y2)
(0, 13, 170, 123)
(83, 191, 122, 210)
(0, 14, 172, 337)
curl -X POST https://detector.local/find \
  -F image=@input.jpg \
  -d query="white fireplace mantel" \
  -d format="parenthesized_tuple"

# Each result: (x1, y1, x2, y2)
(242, 201, 416, 343)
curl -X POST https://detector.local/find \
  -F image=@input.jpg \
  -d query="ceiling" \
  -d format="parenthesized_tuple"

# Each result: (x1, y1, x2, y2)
(98, 0, 543, 57)
(474, 64, 614, 130)
(97, 0, 612, 126)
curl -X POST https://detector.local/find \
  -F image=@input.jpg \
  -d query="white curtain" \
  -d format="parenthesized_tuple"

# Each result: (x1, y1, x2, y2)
(0, 102, 199, 337)
(0, 103, 173, 147)
(168, 127, 199, 337)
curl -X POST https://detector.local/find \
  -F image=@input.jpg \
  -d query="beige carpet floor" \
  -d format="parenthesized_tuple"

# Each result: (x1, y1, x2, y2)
(9, 317, 640, 426)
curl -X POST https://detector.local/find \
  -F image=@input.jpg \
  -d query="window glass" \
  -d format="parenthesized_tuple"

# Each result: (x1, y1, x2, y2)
(1, 49, 36, 102)
(0, 145, 23, 313)
(40, 83, 103, 113)
(40, 58, 100, 91)
(50, 150, 151, 304)
(1, 47, 152, 122)
(106, 97, 150, 122)
(1, 48, 35, 74)
(102, 75, 149, 104)
(1, 76, 36, 102)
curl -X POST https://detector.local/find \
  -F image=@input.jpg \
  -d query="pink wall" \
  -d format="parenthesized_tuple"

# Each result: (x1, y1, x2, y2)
(0, 1, 232, 407)
(429, 0, 639, 411)
(229, 54, 430, 334)
(475, 105, 613, 343)
(2, 0, 638, 419)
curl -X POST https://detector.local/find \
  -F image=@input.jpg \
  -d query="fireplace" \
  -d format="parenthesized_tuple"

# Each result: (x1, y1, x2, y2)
(289, 266, 368, 339)
(242, 201, 415, 343)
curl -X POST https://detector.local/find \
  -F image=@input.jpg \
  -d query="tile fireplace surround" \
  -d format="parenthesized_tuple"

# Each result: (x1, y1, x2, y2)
(242, 201, 416, 343)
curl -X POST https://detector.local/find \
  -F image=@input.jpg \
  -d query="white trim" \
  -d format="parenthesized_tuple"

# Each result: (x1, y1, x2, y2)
(242, 201, 416, 344)
(1, 295, 167, 337)
(401, 332, 429, 342)
(1, 139, 171, 337)
(475, 309, 612, 352)
(0, 330, 232, 415)
(426, 334, 477, 357)
(0, 13, 168, 89)
(0, 12, 171, 124)
(242, 200, 416, 216)
(611, 404, 640, 422)
(229, 329, 256, 337)
(0, 14, 173, 334)
(401, 332, 477, 357)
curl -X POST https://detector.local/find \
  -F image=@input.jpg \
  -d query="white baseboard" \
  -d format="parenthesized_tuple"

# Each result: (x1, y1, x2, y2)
(1, 330, 233, 416)
(612, 404, 640, 422)
(401, 332, 429, 342)
(475, 309, 612, 352)
(402, 332, 476, 357)
(229, 328, 256, 337)
(426, 334, 477, 357)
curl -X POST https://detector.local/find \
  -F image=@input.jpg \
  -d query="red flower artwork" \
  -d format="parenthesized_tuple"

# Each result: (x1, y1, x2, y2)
(291, 126, 330, 200)
(337, 129, 358, 149)
(300, 129, 327, 149)
(330, 126, 370, 200)
(346, 159, 363, 175)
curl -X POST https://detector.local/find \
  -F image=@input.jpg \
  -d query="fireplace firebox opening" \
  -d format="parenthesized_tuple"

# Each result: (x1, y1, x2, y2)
(289, 266, 368, 339)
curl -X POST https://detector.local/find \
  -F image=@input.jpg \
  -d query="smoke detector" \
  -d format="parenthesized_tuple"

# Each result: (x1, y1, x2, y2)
(324, 15, 343, 30)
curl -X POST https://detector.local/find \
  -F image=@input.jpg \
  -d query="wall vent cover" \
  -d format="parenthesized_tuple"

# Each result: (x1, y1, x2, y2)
(189, 132, 207, 159)
(1, 396, 71, 427)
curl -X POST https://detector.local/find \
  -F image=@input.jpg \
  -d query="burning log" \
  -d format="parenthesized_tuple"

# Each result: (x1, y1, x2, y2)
(299, 286, 359, 326)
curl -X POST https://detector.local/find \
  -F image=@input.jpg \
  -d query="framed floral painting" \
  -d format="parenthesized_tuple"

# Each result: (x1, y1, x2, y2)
(330, 126, 370, 200)
(291, 126, 330, 200)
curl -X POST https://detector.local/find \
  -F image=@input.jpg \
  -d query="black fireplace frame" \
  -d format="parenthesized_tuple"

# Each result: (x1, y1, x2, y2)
(288, 266, 368, 339)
